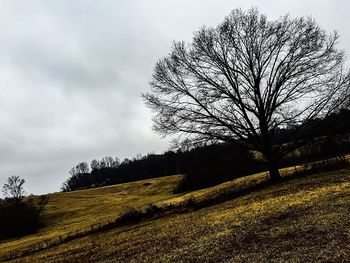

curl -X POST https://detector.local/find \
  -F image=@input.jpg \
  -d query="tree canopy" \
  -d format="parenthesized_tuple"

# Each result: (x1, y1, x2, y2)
(143, 8, 350, 180)
(2, 175, 26, 200)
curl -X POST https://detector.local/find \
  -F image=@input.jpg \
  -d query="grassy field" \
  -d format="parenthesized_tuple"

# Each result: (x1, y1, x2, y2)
(3, 166, 350, 262)
(0, 175, 183, 258)
(0, 168, 275, 260)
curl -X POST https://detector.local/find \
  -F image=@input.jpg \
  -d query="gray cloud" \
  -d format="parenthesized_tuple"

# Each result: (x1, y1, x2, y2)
(0, 0, 349, 195)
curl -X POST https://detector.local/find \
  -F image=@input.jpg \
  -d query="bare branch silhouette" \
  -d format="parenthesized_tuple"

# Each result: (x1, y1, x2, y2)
(143, 8, 350, 181)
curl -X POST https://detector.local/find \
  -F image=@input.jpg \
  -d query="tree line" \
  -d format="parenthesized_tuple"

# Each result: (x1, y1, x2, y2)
(62, 109, 350, 192)
(61, 144, 257, 192)
(61, 135, 350, 193)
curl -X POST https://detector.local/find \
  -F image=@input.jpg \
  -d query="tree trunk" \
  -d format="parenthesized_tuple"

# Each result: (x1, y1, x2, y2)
(267, 159, 282, 182)
(259, 119, 282, 182)
(262, 142, 282, 182)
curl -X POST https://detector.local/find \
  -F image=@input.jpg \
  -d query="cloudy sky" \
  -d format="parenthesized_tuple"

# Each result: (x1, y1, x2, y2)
(0, 0, 349, 196)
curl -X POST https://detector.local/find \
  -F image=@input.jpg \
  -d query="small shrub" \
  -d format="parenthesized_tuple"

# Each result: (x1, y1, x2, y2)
(183, 195, 196, 208)
(145, 203, 161, 216)
(163, 203, 176, 210)
(115, 207, 144, 225)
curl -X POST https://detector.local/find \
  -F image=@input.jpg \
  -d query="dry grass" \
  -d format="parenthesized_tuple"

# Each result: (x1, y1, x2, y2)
(6, 168, 350, 262)
(0, 175, 182, 258)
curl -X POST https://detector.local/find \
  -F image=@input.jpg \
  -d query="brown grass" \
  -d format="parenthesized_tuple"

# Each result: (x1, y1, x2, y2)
(6, 168, 350, 262)
(0, 175, 182, 258)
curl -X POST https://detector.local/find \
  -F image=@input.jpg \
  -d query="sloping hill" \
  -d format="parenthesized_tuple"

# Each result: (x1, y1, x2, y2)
(0, 165, 297, 260)
(6, 168, 350, 262)
(0, 175, 182, 258)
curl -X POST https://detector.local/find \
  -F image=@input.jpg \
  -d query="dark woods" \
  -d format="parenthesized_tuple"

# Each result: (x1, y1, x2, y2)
(62, 110, 350, 193)
(61, 144, 257, 192)
(0, 196, 48, 240)
(0, 176, 48, 240)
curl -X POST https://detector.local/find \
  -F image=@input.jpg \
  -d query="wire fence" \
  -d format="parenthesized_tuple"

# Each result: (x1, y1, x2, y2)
(0, 220, 115, 262)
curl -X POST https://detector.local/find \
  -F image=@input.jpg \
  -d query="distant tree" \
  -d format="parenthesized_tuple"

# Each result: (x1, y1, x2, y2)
(99, 159, 107, 169)
(75, 162, 90, 174)
(69, 167, 77, 177)
(143, 8, 350, 181)
(122, 158, 131, 165)
(101, 156, 115, 168)
(114, 157, 121, 168)
(90, 159, 100, 170)
(61, 179, 71, 192)
(2, 176, 26, 200)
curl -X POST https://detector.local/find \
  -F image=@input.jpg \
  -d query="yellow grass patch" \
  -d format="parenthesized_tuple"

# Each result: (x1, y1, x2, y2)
(0, 175, 182, 257)
(4, 167, 350, 262)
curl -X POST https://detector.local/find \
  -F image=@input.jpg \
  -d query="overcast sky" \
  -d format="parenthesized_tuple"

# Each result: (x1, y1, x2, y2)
(0, 0, 349, 196)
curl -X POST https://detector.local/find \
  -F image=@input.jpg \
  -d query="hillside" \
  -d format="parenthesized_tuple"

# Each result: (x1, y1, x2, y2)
(3, 167, 350, 262)
(0, 175, 182, 259)
(0, 165, 297, 261)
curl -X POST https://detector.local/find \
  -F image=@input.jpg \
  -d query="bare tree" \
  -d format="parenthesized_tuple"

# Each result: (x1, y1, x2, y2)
(102, 156, 115, 168)
(2, 175, 26, 200)
(114, 157, 121, 168)
(143, 8, 350, 181)
(90, 159, 100, 170)
(75, 162, 90, 174)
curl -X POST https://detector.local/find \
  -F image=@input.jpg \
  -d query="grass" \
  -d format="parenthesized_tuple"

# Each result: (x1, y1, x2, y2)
(3, 165, 350, 262)
(0, 175, 182, 258)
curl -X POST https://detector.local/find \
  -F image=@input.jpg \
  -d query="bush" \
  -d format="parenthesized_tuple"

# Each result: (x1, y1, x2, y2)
(0, 195, 48, 240)
(183, 195, 196, 207)
(145, 203, 161, 216)
(115, 207, 144, 225)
